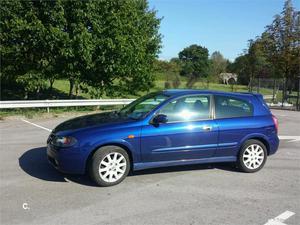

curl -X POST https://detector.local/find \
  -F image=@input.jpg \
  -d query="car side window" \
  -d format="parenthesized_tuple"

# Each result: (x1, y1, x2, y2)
(215, 95, 253, 119)
(159, 95, 211, 122)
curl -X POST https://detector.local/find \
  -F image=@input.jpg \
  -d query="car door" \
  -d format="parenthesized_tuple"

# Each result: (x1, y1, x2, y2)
(213, 95, 255, 157)
(140, 94, 219, 162)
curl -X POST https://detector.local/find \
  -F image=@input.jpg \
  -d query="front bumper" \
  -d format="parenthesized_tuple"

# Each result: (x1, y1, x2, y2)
(47, 144, 86, 174)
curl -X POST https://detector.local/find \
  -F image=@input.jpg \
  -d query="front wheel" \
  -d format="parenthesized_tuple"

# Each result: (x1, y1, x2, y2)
(238, 139, 267, 173)
(89, 146, 130, 187)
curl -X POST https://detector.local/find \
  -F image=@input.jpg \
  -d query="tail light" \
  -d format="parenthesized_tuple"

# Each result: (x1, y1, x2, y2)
(272, 115, 278, 133)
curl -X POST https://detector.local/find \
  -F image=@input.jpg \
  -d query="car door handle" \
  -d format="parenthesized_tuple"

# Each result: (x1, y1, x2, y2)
(202, 126, 212, 131)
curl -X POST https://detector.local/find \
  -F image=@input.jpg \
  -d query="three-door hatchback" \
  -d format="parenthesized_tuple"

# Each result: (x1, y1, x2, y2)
(47, 90, 279, 186)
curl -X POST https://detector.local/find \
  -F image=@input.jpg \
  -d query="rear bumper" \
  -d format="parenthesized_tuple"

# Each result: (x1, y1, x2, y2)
(268, 134, 280, 155)
(47, 144, 86, 174)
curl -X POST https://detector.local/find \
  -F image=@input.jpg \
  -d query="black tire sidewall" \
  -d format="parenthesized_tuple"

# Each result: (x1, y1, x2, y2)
(89, 146, 130, 187)
(238, 139, 267, 173)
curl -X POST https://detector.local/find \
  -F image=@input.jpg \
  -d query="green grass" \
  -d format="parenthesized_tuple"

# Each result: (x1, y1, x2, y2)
(52, 80, 91, 99)
(52, 80, 70, 96)
(51, 77, 294, 107)
(52, 78, 256, 99)
(1, 75, 294, 119)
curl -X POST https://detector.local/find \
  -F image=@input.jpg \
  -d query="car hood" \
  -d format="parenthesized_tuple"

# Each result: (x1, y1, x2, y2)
(53, 111, 135, 133)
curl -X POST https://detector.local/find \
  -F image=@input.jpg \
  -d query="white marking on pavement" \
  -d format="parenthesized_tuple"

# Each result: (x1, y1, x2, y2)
(276, 114, 287, 117)
(279, 136, 300, 142)
(264, 210, 295, 225)
(21, 119, 52, 132)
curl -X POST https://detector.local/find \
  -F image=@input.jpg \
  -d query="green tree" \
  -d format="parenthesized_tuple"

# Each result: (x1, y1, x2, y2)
(209, 51, 228, 82)
(0, 0, 161, 99)
(86, 0, 161, 97)
(58, 0, 94, 98)
(247, 39, 270, 91)
(227, 54, 250, 85)
(153, 59, 181, 88)
(228, 38, 272, 89)
(0, 0, 66, 99)
(229, 0, 299, 95)
(265, 0, 299, 97)
(178, 44, 209, 88)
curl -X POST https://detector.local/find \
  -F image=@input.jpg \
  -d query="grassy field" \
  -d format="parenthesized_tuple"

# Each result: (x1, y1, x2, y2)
(0, 76, 283, 119)
(53, 78, 274, 98)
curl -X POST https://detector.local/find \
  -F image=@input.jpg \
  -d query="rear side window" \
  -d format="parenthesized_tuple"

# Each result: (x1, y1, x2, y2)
(215, 95, 253, 119)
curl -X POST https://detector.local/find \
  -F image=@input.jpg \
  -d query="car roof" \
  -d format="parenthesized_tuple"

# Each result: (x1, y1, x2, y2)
(161, 89, 256, 98)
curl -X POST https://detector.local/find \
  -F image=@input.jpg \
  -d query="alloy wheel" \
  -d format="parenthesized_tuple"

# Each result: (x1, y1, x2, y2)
(98, 152, 127, 183)
(242, 144, 265, 170)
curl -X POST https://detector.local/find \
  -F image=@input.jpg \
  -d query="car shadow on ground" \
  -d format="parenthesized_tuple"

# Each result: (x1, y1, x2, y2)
(18, 147, 98, 187)
(19, 147, 239, 187)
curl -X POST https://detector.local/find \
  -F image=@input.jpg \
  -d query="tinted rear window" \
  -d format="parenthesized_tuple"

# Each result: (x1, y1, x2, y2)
(215, 95, 253, 119)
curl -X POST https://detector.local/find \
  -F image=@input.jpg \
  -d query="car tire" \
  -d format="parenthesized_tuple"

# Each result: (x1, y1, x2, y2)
(237, 139, 267, 173)
(89, 146, 130, 187)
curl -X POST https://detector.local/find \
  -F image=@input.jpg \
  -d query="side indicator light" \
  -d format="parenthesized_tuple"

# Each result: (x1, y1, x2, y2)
(128, 135, 135, 139)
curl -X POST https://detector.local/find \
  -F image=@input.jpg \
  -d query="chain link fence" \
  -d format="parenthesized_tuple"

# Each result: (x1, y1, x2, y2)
(249, 76, 300, 111)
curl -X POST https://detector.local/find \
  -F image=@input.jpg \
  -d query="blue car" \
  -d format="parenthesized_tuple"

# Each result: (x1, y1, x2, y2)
(47, 90, 279, 186)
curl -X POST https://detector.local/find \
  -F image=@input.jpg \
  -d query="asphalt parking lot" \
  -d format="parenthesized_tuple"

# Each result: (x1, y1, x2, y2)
(0, 109, 299, 225)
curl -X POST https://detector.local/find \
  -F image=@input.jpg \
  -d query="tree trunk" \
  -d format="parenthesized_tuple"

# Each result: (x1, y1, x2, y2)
(36, 86, 40, 100)
(288, 77, 292, 94)
(75, 83, 79, 99)
(272, 78, 276, 103)
(249, 74, 253, 92)
(284, 75, 288, 101)
(69, 79, 74, 99)
(49, 79, 55, 97)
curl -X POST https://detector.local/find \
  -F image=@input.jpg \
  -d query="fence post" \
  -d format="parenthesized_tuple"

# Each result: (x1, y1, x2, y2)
(281, 78, 285, 108)
(46, 99, 50, 113)
(272, 79, 276, 103)
(297, 76, 300, 111)
(248, 77, 252, 92)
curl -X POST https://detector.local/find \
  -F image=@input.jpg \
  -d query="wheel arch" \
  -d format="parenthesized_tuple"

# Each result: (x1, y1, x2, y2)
(85, 142, 134, 174)
(240, 135, 270, 155)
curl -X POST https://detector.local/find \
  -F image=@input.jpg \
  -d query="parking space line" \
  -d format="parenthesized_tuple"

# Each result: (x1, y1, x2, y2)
(279, 136, 300, 142)
(21, 119, 52, 132)
(264, 210, 295, 225)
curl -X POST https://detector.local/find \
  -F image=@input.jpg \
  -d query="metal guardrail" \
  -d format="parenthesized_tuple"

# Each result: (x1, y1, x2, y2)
(0, 99, 135, 109)
(0, 95, 286, 110)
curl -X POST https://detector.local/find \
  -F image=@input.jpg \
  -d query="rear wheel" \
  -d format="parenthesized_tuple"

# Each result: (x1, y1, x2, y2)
(238, 139, 267, 173)
(89, 146, 130, 187)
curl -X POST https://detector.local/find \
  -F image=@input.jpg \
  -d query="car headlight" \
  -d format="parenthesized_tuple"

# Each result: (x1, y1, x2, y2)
(52, 136, 77, 147)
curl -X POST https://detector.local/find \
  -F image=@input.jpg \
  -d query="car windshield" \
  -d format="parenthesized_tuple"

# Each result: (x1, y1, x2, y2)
(118, 92, 169, 120)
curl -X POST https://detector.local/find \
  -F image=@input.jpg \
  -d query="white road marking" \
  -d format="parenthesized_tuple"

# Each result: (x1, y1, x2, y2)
(276, 114, 287, 117)
(264, 210, 295, 225)
(21, 119, 52, 132)
(279, 136, 300, 142)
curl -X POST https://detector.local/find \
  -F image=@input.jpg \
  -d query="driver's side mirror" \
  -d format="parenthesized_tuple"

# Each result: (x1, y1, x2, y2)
(152, 114, 168, 126)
